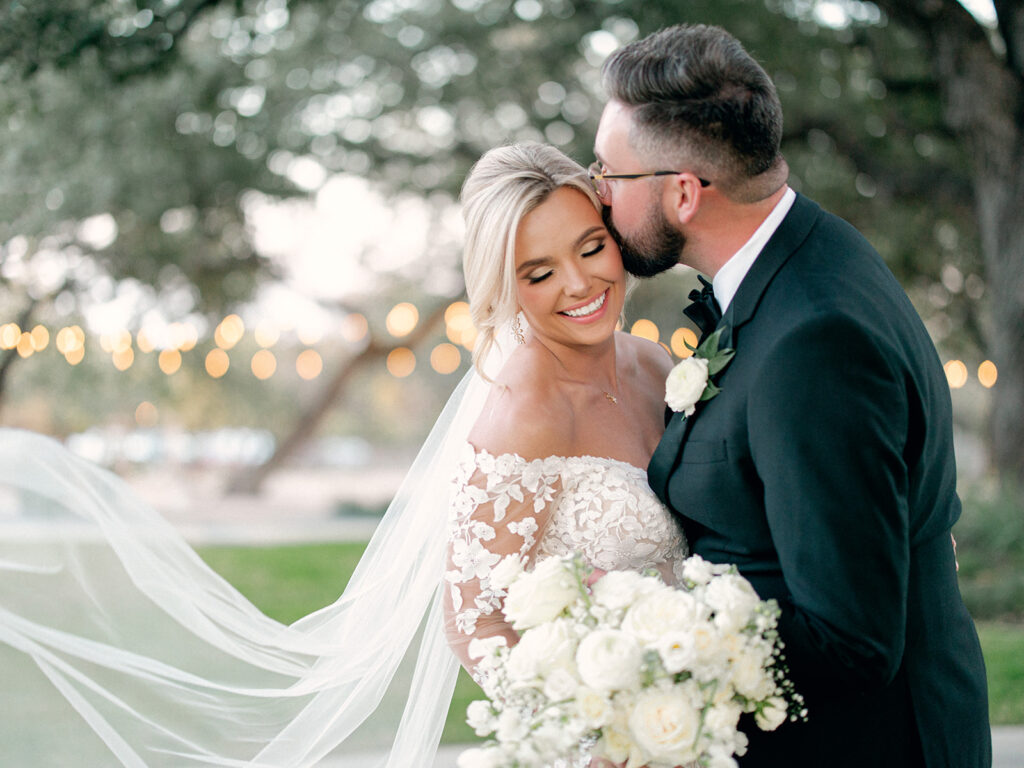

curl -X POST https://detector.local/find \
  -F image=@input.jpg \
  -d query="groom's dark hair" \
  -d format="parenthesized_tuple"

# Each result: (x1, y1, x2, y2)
(602, 24, 785, 199)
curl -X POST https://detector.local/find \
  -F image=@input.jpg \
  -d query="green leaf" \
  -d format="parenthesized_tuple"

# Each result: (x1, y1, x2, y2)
(706, 348, 735, 376)
(699, 382, 721, 401)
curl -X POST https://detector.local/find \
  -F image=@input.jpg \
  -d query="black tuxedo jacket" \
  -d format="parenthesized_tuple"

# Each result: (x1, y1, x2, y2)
(649, 193, 990, 767)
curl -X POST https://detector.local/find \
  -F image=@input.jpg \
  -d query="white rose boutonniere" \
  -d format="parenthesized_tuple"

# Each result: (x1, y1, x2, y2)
(665, 327, 735, 418)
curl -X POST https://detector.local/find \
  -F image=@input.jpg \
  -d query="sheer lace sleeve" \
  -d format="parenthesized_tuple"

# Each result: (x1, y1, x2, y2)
(443, 444, 564, 678)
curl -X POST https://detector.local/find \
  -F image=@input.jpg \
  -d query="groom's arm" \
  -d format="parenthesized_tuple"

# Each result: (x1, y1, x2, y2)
(747, 313, 912, 693)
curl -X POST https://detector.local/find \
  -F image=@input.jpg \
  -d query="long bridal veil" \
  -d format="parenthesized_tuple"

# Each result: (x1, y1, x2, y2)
(0, 338, 504, 766)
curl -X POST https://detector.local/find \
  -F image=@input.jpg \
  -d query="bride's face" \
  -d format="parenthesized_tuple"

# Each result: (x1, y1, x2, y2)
(513, 186, 625, 350)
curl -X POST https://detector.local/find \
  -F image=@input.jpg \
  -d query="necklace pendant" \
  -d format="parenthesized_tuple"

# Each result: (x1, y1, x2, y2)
(604, 391, 618, 405)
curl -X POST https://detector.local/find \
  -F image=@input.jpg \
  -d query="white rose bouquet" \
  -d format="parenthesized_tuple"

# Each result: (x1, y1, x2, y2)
(458, 554, 805, 768)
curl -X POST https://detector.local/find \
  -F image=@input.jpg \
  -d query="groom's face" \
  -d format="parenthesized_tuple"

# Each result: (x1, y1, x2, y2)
(594, 101, 684, 278)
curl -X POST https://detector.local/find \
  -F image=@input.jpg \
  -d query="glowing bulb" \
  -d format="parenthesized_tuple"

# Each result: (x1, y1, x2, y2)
(670, 328, 699, 358)
(978, 360, 997, 389)
(205, 348, 229, 378)
(386, 303, 419, 337)
(944, 360, 967, 389)
(296, 349, 323, 380)
(630, 319, 659, 343)
(430, 343, 461, 374)
(251, 349, 276, 379)
(386, 347, 416, 377)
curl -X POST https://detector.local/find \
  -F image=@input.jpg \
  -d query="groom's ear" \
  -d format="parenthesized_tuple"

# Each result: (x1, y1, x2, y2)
(667, 173, 706, 225)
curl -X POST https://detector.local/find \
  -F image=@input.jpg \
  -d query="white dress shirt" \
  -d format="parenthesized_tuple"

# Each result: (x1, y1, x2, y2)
(712, 187, 796, 313)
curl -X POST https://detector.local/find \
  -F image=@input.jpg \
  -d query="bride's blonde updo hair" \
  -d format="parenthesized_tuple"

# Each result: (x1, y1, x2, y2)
(460, 143, 600, 376)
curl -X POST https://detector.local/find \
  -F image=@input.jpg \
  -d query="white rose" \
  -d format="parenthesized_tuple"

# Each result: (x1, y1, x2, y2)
(754, 696, 788, 732)
(495, 707, 527, 743)
(704, 700, 743, 742)
(489, 554, 525, 590)
(591, 570, 660, 611)
(467, 634, 508, 660)
(542, 667, 580, 701)
(621, 587, 707, 644)
(457, 745, 504, 768)
(665, 356, 710, 416)
(681, 554, 716, 586)
(591, 726, 632, 764)
(655, 630, 698, 674)
(503, 556, 578, 630)
(628, 686, 701, 764)
(465, 700, 497, 737)
(504, 618, 576, 684)
(705, 573, 762, 633)
(574, 686, 614, 728)
(575, 628, 643, 692)
(730, 646, 773, 700)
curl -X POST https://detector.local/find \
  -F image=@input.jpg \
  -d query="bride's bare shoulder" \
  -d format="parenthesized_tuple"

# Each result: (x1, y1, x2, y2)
(467, 346, 572, 461)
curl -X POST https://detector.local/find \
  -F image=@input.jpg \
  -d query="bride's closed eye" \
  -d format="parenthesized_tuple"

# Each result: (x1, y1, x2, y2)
(581, 240, 606, 258)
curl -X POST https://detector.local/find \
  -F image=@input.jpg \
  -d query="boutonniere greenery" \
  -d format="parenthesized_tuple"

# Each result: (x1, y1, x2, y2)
(664, 328, 735, 418)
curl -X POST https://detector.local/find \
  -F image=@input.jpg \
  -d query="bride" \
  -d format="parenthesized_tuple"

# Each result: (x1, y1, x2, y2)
(0, 143, 686, 766)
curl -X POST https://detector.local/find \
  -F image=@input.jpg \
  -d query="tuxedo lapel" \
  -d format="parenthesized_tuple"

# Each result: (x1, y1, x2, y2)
(648, 192, 821, 508)
(723, 192, 820, 335)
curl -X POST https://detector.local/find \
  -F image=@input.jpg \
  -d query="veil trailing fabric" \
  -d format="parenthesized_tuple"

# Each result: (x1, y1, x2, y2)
(0, 337, 508, 766)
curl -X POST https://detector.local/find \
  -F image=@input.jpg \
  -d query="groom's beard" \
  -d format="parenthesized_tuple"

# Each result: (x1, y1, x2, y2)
(602, 204, 684, 278)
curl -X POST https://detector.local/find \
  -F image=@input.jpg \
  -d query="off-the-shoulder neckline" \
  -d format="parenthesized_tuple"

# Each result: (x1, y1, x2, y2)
(465, 442, 648, 474)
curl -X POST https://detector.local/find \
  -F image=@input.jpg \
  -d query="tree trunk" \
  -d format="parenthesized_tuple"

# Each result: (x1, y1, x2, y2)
(866, 0, 1024, 487)
(226, 302, 449, 495)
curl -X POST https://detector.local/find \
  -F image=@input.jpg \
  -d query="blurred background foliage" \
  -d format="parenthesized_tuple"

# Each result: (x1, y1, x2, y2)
(1, 0, 1022, 612)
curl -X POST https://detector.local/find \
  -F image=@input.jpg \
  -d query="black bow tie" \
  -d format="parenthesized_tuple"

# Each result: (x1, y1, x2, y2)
(683, 275, 722, 338)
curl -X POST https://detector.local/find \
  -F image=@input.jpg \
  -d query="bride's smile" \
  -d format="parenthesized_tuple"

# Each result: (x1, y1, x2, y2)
(559, 288, 608, 321)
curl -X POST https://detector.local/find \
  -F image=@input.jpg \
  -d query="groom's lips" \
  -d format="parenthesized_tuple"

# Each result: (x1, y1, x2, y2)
(558, 289, 610, 324)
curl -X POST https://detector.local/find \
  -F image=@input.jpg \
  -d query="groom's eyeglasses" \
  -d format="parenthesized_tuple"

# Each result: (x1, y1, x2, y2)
(587, 162, 711, 205)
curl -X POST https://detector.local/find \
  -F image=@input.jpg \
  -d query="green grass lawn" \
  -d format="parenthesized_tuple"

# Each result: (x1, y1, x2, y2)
(198, 541, 1023, 740)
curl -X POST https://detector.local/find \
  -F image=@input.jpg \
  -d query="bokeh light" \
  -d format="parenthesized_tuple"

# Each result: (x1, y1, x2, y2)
(386, 347, 416, 377)
(444, 301, 476, 349)
(65, 346, 85, 365)
(205, 348, 230, 378)
(254, 322, 280, 348)
(136, 328, 156, 353)
(251, 349, 277, 379)
(159, 349, 182, 375)
(30, 325, 49, 351)
(16, 332, 34, 358)
(944, 360, 968, 389)
(296, 349, 323, 380)
(215, 315, 245, 349)
(341, 313, 368, 342)
(170, 322, 199, 351)
(56, 326, 85, 354)
(670, 328, 698, 358)
(0, 323, 20, 349)
(112, 347, 135, 371)
(386, 303, 419, 337)
(630, 319, 659, 343)
(430, 342, 461, 374)
(978, 360, 998, 389)
(135, 401, 158, 427)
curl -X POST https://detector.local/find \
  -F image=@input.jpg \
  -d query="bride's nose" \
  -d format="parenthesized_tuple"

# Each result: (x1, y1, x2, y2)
(562, 260, 592, 298)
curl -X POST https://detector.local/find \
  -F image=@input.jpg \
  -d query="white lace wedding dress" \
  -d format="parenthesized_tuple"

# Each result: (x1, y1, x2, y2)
(444, 442, 688, 674)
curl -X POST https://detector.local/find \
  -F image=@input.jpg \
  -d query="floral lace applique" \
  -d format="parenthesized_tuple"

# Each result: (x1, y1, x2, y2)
(443, 443, 688, 675)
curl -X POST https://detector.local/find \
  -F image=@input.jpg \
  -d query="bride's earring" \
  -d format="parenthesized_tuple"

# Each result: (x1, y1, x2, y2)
(512, 313, 525, 345)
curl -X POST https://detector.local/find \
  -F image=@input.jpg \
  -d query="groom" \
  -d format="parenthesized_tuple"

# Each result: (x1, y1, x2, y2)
(593, 24, 990, 767)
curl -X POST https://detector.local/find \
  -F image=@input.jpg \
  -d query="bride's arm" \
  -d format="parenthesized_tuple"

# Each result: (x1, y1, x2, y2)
(442, 450, 561, 678)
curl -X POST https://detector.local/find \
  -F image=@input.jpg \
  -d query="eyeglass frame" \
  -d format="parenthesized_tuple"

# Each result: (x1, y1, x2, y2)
(587, 162, 710, 203)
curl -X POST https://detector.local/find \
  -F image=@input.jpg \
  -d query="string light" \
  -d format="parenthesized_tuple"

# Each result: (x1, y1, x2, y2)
(296, 349, 323, 380)
(670, 328, 698, 358)
(386, 303, 419, 337)
(386, 347, 415, 377)
(205, 348, 230, 378)
(944, 360, 968, 389)
(251, 349, 276, 380)
(430, 342, 461, 374)
(978, 360, 998, 389)
(159, 349, 182, 375)
(630, 319, 659, 343)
